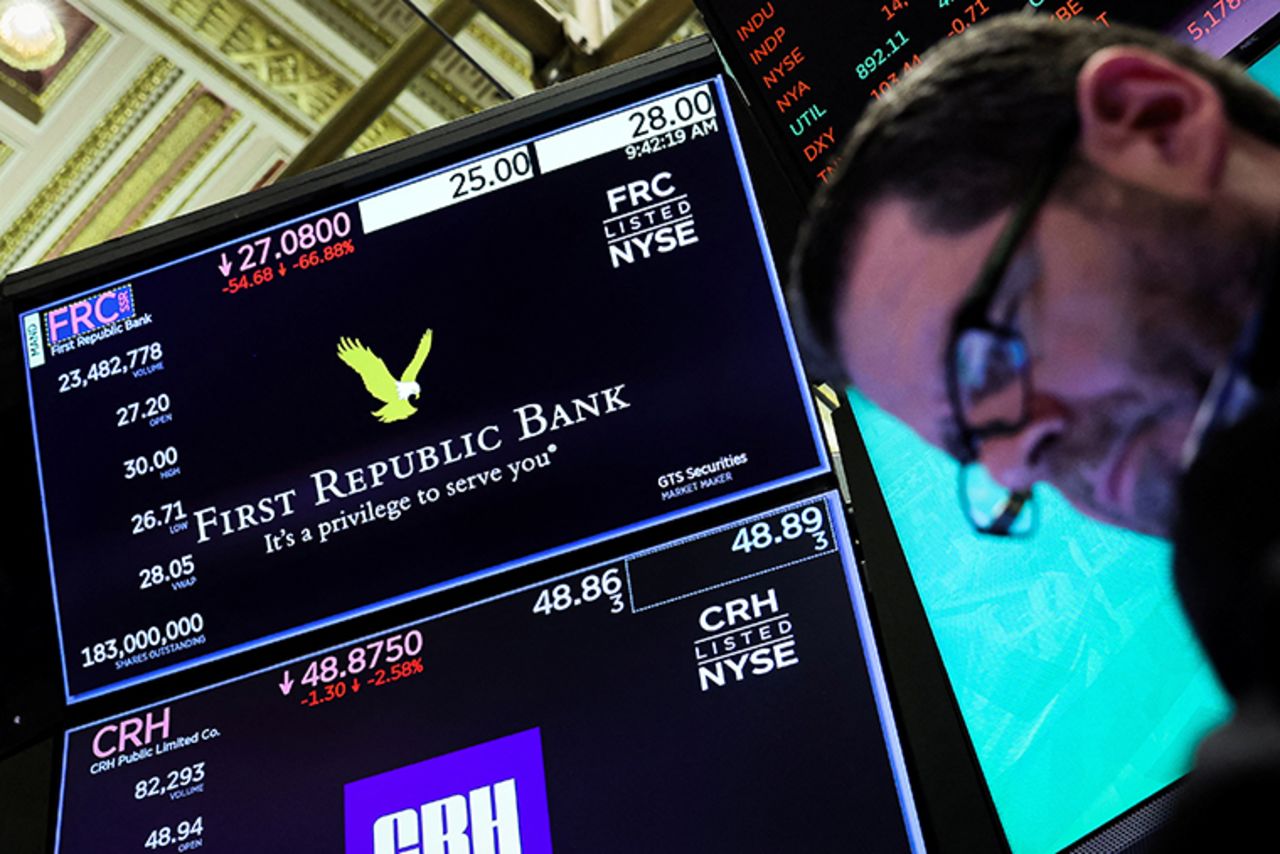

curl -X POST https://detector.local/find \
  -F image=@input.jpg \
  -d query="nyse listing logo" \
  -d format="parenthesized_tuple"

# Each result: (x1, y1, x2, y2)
(345, 728, 553, 854)
(695, 588, 799, 691)
(602, 171, 698, 268)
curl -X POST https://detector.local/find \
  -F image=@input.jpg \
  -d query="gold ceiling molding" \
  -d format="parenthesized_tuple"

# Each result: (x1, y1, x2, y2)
(464, 17, 531, 79)
(348, 110, 410, 154)
(0, 56, 180, 273)
(170, 123, 248, 213)
(0, 24, 108, 122)
(422, 61, 489, 114)
(50, 86, 238, 257)
(118, 0, 309, 136)
(332, 0, 530, 78)
(317, 0, 470, 118)
(161, 0, 350, 121)
(316, 0, 394, 51)
(329, 0, 433, 50)
(314, 0, 512, 118)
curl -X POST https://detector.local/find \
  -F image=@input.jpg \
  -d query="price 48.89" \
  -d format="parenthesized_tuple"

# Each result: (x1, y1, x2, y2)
(731, 506, 830, 555)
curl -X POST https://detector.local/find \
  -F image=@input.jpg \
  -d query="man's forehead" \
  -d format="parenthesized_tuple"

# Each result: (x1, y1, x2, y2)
(834, 196, 1010, 444)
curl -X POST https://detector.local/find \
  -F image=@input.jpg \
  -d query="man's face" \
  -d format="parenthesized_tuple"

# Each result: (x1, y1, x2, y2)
(837, 181, 1261, 538)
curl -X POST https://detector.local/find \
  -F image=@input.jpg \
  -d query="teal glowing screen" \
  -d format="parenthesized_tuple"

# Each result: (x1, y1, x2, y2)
(849, 389, 1230, 853)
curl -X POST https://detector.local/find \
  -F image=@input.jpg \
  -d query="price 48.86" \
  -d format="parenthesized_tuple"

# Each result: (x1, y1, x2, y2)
(533, 568, 624, 616)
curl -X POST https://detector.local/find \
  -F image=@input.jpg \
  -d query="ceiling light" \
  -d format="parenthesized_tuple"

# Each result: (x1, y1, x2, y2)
(0, 0, 67, 72)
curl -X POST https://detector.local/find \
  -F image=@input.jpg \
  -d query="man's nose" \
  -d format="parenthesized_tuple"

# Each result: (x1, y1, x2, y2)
(977, 398, 1068, 492)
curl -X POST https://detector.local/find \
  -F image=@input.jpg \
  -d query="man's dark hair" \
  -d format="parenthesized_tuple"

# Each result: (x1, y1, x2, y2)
(789, 15, 1280, 384)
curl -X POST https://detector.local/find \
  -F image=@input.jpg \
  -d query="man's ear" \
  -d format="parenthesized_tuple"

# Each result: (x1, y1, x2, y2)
(1077, 46, 1229, 201)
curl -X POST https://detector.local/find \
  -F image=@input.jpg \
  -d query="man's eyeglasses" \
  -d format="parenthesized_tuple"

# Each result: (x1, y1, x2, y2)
(945, 140, 1074, 537)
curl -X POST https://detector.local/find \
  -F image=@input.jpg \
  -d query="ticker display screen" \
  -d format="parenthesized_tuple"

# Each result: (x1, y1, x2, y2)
(14, 75, 826, 702)
(697, 0, 1277, 191)
(56, 492, 924, 853)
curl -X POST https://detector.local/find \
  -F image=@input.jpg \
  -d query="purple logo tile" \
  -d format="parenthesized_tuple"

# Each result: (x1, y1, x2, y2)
(345, 728, 552, 854)
(46, 285, 135, 344)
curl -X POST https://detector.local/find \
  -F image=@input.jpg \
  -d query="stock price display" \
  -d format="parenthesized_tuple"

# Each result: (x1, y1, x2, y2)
(696, 0, 1258, 191)
(56, 494, 922, 853)
(16, 76, 825, 701)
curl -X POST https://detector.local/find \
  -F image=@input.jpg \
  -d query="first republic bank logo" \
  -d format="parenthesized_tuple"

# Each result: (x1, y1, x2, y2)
(345, 728, 553, 854)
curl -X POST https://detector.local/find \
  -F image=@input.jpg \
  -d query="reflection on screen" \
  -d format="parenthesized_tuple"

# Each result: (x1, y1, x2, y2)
(849, 389, 1230, 854)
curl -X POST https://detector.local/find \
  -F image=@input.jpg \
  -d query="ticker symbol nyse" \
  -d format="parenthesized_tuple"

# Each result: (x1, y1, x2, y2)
(694, 588, 799, 692)
(601, 171, 698, 269)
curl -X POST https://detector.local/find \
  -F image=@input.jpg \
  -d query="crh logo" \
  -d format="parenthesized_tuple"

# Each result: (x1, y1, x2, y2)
(46, 284, 135, 344)
(373, 778, 520, 854)
(345, 729, 552, 854)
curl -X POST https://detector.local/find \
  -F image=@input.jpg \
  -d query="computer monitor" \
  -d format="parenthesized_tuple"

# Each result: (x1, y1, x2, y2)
(1, 39, 826, 706)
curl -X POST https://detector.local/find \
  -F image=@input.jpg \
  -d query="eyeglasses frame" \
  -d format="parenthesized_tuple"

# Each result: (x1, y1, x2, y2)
(944, 136, 1076, 535)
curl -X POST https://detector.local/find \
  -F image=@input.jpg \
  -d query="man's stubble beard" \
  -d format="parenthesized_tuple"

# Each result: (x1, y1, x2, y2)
(1041, 167, 1267, 537)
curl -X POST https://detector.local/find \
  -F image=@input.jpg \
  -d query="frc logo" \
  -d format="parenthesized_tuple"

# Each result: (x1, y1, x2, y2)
(46, 284, 135, 345)
(345, 728, 553, 854)
(337, 328, 434, 423)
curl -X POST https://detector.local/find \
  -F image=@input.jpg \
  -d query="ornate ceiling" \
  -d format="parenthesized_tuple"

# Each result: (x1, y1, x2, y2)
(0, 0, 701, 275)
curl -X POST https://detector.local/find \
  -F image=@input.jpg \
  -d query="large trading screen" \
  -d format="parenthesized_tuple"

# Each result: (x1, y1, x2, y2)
(55, 493, 923, 853)
(696, 0, 1280, 191)
(12, 73, 826, 703)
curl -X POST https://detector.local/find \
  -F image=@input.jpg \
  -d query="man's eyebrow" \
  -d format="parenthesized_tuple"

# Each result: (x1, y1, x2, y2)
(991, 233, 1043, 326)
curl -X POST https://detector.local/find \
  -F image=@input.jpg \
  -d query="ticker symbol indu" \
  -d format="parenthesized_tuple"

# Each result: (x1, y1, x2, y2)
(337, 329, 434, 423)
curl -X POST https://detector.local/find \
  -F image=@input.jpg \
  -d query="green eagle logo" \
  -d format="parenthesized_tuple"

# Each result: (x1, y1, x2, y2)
(337, 329, 434, 423)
